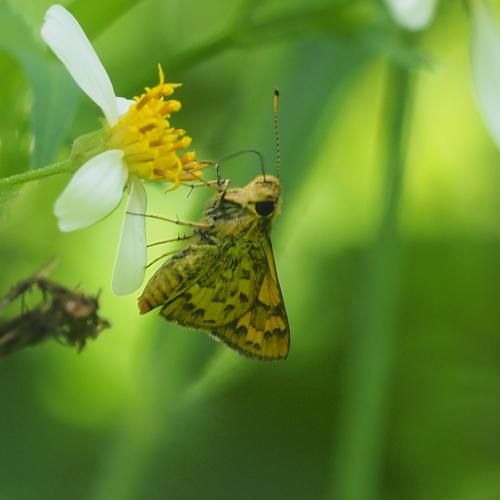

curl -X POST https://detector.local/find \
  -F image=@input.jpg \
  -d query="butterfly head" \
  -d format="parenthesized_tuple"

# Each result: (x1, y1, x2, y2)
(224, 175, 281, 219)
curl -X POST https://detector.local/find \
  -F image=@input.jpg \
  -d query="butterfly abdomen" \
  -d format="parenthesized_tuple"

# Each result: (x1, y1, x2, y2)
(138, 249, 202, 314)
(138, 265, 183, 314)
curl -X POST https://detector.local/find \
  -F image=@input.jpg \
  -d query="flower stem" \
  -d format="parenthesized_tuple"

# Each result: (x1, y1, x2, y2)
(0, 160, 73, 190)
(329, 51, 415, 500)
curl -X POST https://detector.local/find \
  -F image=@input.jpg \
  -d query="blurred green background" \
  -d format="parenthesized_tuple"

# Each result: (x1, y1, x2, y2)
(2, 1, 500, 499)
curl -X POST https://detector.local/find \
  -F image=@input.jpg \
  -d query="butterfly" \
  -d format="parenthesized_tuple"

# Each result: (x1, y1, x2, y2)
(137, 174, 290, 360)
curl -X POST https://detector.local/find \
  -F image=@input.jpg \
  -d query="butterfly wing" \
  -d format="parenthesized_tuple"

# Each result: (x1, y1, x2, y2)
(212, 238, 290, 360)
(159, 237, 266, 328)
(157, 235, 290, 361)
(138, 245, 211, 314)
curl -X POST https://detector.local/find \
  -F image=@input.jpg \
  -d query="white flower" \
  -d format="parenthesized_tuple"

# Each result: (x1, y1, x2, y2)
(470, 0, 500, 151)
(41, 5, 200, 295)
(384, 0, 438, 31)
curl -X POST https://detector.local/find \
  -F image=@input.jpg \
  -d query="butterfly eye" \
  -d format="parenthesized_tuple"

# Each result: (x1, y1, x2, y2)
(255, 201, 275, 216)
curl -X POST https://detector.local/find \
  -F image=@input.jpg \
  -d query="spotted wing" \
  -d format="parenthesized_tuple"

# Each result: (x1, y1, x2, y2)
(212, 238, 290, 360)
(138, 245, 211, 314)
(159, 238, 267, 329)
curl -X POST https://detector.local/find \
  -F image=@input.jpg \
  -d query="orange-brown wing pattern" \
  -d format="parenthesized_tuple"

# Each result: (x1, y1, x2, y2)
(138, 245, 210, 314)
(159, 239, 266, 329)
(211, 239, 290, 360)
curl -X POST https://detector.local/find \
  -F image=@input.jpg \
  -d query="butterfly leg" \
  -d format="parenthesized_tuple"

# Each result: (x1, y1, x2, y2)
(146, 250, 183, 269)
(146, 243, 215, 269)
(146, 234, 195, 268)
(183, 178, 231, 198)
(183, 180, 221, 189)
(126, 212, 213, 230)
(147, 234, 194, 248)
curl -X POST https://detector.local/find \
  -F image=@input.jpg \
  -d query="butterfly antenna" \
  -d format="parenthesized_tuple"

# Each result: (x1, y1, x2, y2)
(273, 88, 281, 179)
(217, 149, 266, 178)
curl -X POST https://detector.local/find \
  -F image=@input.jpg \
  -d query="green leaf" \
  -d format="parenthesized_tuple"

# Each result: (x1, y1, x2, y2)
(0, 53, 30, 179)
(0, 2, 81, 168)
(22, 57, 81, 168)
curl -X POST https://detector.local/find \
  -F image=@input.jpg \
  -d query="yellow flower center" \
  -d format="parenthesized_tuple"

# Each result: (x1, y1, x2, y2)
(107, 65, 202, 188)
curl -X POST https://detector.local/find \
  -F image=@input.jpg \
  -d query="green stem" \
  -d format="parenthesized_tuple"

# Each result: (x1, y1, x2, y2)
(168, 31, 234, 72)
(0, 160, 73, 189)
(165, 2, 368, 73)
(329, 53, 415, 499)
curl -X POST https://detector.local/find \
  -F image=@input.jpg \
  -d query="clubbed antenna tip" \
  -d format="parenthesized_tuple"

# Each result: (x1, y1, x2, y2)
(273, 88, 281, 179)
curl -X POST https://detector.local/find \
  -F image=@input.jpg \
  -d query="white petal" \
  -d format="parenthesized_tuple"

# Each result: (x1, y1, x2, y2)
(116, 97, 135, 117)
(41, 5, 119, 125)
(471, 1, 500, 150)
(54, 150, 128, 232)
(112, 178, 147, 295)
(384, 0, 438, 31)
